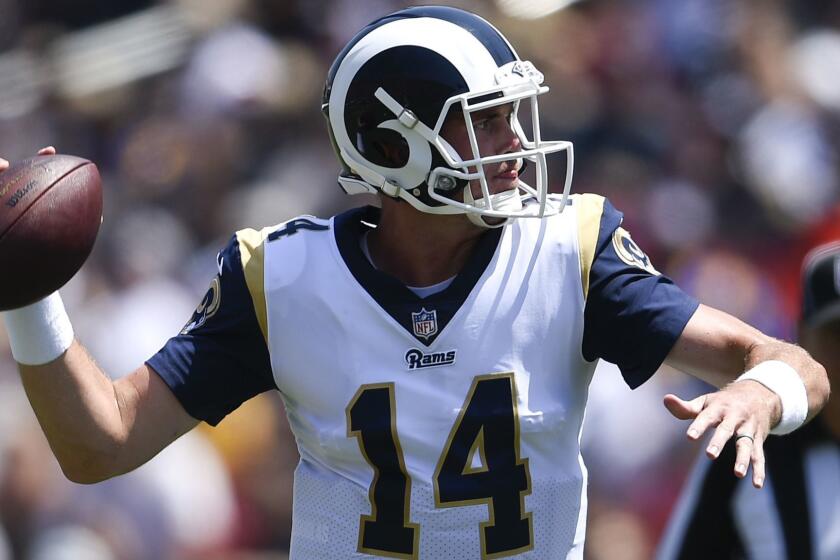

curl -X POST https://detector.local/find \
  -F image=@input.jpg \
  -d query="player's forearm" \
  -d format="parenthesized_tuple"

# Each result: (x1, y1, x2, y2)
(667, 304, 830, 431)
(666, 304, 768, 387)
(18, 341, 127, 483)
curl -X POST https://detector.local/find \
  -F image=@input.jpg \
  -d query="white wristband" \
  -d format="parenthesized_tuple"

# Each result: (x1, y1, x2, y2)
(736, 360, 808, 435)
(2, 292, 75, 365)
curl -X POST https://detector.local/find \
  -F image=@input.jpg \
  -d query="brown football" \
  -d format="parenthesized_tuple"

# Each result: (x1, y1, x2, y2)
(0, 155, 103, 311)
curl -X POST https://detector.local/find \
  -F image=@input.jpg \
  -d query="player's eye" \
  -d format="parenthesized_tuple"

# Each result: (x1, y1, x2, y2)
(473, 113, 505, 131)
(473, 118, 491, 130)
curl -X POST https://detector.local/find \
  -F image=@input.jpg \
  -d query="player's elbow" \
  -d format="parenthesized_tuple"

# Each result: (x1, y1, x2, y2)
(55, 445, 123, 484)
(61, 465, 114, 485)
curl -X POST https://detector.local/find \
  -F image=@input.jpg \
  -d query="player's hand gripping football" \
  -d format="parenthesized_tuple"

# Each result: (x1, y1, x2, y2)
(0, 145, 103, 310)
(0, 145, 56, 170)
(663, 382, 781, 489)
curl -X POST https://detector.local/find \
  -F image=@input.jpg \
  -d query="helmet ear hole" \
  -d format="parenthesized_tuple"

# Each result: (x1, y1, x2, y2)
(357, 128, 409, 167)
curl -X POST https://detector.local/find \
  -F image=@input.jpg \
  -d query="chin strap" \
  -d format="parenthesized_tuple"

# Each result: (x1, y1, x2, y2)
(463, 186, 523, 228)
(466, 213, 507, 229)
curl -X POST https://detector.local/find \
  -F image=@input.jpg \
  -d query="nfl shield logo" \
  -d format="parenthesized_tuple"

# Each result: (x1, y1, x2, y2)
(411, 308, 438, 340)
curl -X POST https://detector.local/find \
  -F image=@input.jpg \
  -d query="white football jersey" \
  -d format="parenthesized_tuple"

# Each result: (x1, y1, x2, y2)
(149, 194, 698, 559)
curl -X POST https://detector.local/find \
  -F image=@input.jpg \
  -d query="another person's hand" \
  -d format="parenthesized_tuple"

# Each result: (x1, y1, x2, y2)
(664, 380, 782, 489)
(0, 146, 57, 171)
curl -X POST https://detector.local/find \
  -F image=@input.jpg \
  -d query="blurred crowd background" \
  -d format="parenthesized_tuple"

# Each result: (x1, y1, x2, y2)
(1, 0, 839, 558)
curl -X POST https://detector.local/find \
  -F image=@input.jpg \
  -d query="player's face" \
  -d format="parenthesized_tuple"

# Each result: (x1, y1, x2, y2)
(440, 103, 521, 201)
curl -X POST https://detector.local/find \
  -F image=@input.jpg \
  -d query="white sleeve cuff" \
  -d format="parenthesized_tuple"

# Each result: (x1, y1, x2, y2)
(3, 292, 74, 365)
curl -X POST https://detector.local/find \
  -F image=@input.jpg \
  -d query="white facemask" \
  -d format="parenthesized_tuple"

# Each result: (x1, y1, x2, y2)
(463, 185, 523, 228)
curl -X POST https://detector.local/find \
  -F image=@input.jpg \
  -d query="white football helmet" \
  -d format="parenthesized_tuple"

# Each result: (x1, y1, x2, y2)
(322, 6, 574, 227)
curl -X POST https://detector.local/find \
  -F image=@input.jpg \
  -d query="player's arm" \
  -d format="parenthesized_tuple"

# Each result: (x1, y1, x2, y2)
(576, 194, 829, 488)
(662, 304, 829, 487)
(2, 148, 196, 482)
(7, 227, 276, 483)
(18, 347, 198, 483)
(8, 224, 275, 483)
(2, 145, 277, 481)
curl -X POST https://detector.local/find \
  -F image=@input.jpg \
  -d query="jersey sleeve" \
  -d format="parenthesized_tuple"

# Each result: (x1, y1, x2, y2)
(146, 229, 277, 426)
(577, 195, 699, 388)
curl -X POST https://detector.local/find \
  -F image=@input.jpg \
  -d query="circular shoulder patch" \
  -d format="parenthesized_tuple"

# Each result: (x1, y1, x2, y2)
(612, 227, 660, 275)
(181, 276, 222, 334)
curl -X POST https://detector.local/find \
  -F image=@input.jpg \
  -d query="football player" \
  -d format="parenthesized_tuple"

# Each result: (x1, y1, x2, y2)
(0, 7, 830, 560)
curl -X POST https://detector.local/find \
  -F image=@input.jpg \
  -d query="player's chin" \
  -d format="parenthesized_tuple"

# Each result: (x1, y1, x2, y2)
(490, 176, 519, 193)
(469, 178, 519, 199)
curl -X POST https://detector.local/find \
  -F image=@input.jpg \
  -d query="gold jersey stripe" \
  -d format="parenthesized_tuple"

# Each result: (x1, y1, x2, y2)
(574, 194, 605, 300)
(237, 228, 272, 344)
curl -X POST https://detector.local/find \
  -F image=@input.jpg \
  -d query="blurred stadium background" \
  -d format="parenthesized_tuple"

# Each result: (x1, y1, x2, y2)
(1, 0, 839, 558)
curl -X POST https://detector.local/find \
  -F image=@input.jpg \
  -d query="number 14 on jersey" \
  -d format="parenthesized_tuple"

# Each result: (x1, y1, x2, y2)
(346, 373, 534, 559)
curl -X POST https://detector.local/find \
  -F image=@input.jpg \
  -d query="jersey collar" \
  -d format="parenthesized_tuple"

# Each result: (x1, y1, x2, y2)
(333, 206, 502, 346)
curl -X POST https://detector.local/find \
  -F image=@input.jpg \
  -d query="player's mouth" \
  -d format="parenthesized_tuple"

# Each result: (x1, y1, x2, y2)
(494, 157, 522, 179)
(491, 163, 519, 190)
(494, 169, 518, 180)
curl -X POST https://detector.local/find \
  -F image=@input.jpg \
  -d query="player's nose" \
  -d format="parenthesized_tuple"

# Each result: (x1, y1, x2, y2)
(497, 120, 521, 155)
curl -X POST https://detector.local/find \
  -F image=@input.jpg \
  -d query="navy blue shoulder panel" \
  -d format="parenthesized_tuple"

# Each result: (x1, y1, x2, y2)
(146, 234, 276, 426)
(582, 199, 699, 388)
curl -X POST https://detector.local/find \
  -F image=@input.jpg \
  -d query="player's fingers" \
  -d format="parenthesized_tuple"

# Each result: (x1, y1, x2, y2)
(705, 421, 737, 459)
(682, 396, 725, 441)
(663, 393, 706, 421)
(732, 430, 754, 478)
(0, 157, 8, 171)
(751, 436, 767, 489)
(37, 146, 56, 155)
